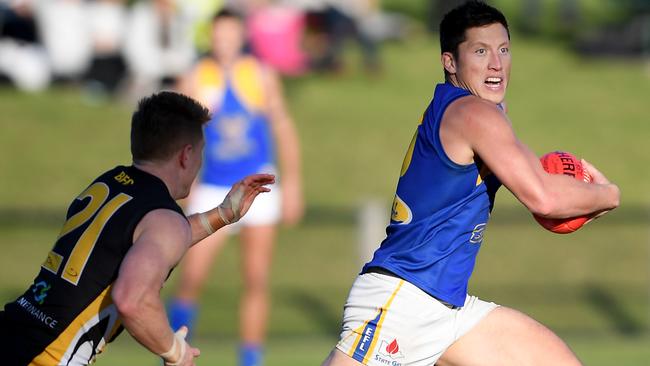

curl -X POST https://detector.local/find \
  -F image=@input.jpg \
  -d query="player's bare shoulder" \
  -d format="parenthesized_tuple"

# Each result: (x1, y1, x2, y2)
(446, 95, 507, 128)
(133, 208, 191, 247)
(440, 95, 509, 164)
(448, 95, 513, 145)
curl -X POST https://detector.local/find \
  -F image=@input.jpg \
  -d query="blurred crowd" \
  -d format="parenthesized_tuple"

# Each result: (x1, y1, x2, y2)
(0, 0, 407, 97)
(4, 0, 645, 97)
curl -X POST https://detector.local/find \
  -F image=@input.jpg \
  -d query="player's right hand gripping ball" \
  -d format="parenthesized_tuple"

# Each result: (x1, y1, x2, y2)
(533, 151, 592, 234)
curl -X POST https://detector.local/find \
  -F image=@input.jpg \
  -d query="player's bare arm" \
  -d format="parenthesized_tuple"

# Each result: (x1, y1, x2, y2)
(264, 66, 304, 225)
(112, 208, 199, 365)
(186, 173, 276, 245)
(441, 96, 619, 218)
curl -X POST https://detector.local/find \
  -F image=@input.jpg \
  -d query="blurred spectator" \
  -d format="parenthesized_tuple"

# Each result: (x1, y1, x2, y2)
(246, 0, 307, 76)
(3, 0, 202, 95)
(0, 0, 38, 42)
(123, 0, 196, 98)
(83, 0, 128, 96)
(0, 0, 50, 91)
(34, 0, 93, 80)
(0, 37, 49, 91)
(33, 0, 127, 97)
(299, 0, 382, 74)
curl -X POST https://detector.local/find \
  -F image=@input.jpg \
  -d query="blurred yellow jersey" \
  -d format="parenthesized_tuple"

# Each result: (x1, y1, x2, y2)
(193, 55, 267, 114)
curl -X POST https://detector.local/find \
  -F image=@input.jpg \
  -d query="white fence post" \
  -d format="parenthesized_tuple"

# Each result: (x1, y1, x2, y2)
(357, 199, 388, 267)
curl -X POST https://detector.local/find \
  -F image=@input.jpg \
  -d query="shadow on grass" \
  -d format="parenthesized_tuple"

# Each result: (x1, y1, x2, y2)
(479, 283, 648, 337)
(583, 283, 645, 336)
(283, 289, 341, 337)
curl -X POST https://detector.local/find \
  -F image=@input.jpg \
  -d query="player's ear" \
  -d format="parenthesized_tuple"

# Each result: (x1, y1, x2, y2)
(441, 52, 457, 74)
(178, 144, 193, 169)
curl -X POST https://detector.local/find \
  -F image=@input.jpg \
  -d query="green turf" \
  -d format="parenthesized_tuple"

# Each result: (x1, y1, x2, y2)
(92, 334, 650, 366)
(1, 33, 649, 365)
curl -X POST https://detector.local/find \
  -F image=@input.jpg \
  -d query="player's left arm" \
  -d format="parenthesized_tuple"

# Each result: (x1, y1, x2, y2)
(263, 66, 304, 226)
(112, 209, 199, 364)
(457, 99, 619, 218)
(186, 173, 276, 245)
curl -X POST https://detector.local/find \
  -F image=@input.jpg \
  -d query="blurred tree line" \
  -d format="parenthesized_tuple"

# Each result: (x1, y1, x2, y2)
(382, 0, 650, 58)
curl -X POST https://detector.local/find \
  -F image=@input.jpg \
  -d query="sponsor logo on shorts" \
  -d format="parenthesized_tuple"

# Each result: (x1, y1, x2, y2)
(374, 339, 404, 365)
(380, 339, 403, 359)
(356, 320, 377, 355)
(352, 309, 383, 363)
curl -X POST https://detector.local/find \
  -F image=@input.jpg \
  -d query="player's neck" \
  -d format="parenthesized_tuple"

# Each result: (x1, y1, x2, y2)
(133, 160, 179, 198)
(447, 75, 464, 90)
(215, 54, 244, 71)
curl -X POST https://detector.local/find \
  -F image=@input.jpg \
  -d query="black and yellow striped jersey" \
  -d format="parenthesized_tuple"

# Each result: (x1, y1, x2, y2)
(1, 165, 184, 366)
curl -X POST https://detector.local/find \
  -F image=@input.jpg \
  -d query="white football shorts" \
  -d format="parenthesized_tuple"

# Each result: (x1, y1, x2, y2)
(335, 272, 499, 366)
(186, 179, 280, 229)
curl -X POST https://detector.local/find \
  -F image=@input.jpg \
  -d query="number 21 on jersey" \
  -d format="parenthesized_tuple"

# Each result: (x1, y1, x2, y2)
(42, 182, 132, 285)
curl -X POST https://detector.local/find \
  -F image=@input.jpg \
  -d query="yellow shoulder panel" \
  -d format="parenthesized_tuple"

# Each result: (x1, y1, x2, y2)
(231, 56, 266, 111)
(195, 58, 223, 87)
(194, 58, 224, 109)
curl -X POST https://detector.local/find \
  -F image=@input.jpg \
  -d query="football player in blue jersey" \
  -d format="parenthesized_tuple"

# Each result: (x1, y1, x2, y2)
(322, 2, 620, 366)
(166, 8, 304, 366)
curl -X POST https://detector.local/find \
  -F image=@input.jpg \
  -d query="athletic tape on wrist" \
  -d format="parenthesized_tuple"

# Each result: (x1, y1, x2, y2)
(230, 187, 244, 222)
(199, 212, 215, 235)
(216, 206, 231, 225)
(160, 334, 186, 365)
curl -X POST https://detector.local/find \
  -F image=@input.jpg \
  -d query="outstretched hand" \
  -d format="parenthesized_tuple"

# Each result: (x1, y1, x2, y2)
(218, 174, 276, 224)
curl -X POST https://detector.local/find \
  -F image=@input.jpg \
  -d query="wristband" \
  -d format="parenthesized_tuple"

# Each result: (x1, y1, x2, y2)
(198, 212, 215, 235)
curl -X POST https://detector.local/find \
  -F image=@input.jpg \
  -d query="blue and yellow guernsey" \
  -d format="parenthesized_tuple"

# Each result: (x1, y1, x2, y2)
(193, 56, 274, 186)
(362, 83, 502, 307)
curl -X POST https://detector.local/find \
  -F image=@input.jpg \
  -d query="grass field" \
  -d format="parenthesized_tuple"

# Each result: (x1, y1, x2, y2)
(1, 32, 649, 365)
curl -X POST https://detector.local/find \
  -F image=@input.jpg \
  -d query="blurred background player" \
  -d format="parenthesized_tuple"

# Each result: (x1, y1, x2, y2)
(167, 8, 304, 366)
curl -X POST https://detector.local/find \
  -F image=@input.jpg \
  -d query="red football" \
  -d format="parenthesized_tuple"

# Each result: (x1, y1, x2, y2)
(533, 151, 592, 234)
